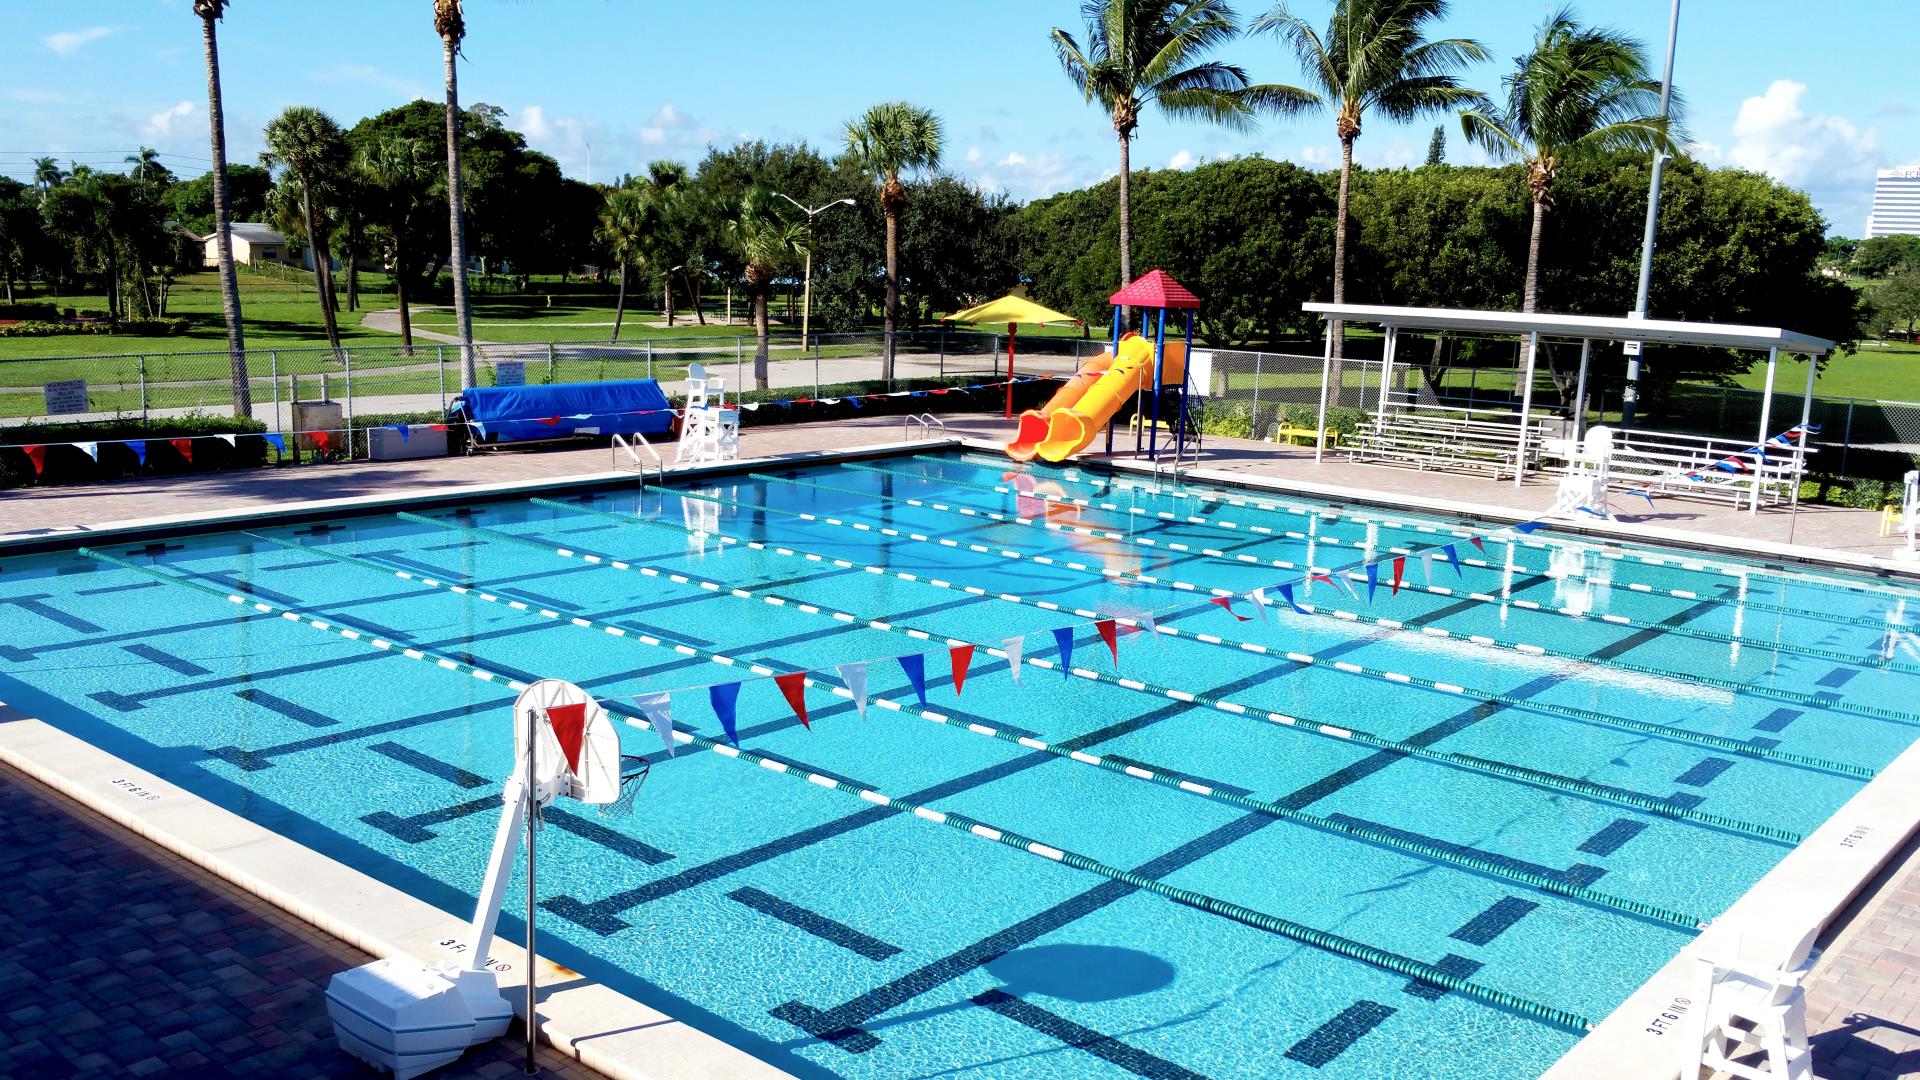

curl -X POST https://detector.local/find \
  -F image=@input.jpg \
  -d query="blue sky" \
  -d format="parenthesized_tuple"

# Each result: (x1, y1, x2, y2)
(3, 0, 1913, 234)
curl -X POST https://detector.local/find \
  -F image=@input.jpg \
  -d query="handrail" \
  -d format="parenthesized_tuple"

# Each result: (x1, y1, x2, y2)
(902, 413, 947, 441)
(611, 431, 664, 485)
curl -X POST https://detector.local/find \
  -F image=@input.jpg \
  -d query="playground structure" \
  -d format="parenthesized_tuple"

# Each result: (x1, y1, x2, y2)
(1004, 270, 1200, 465)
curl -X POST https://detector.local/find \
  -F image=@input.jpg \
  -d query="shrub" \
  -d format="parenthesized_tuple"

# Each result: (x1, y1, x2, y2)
(0, 316, 189, 337)
(1, 413, 269, 489)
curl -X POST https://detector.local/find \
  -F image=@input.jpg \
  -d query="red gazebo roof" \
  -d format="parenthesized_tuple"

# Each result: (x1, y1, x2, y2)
(1109, 269, 1200, 309)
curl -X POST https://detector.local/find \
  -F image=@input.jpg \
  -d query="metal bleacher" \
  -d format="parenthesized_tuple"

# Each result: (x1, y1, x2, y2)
(1346, 402, 1554, 480)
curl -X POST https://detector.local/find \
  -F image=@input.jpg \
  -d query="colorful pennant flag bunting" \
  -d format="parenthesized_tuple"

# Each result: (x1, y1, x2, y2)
(311, 431, 332, 454)
(1418, 552, 1434, 585)
(262, 433, 286, 456)
(545, 703, 588, 774)
(1390, 556, 1406, 596)
(21, 445, 45, 476)
(1442, 544, 1463, 577)
(1209, 595, 1250, 621)
(1278, 582, 1306, 615)
(709, 682, 742, 746)
(171, 438, 194, 464)
(1246, 589, 1271, 624)
(837, 662, 869, 719)
(1001, 635, 1024, 684)
(389, 424, 410, 443)
(1366, 563, 1378, 602)
(897, 653, 928, 704)
(1051, 626, 1075, 676)
(633, 691, 675, 756)
(1514, 521, 1543, 534)
(1469, 536, 1486, 554)
(1094, 619, 1119, 664)
(949, 644, 975, 695)
(74, 441, 98, 462)
(773, 671, 810, 728)
(127, 440, 147, 466)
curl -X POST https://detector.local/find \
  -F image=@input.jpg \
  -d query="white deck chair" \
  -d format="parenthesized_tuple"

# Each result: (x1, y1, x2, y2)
(1688, 924, 1818, 1080)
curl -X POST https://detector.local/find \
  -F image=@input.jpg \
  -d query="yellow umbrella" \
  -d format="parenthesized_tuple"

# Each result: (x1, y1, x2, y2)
(947, 295, 1081, 417)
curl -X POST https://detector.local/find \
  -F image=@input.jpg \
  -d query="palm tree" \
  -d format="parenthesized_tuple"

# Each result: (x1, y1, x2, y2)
(434, 0, 477, 388)
(195, 0, 249, 418)
(1253, 0, 1487, 353)
(596, 187, 653, 344)
(357, 137, 437, 349)
(261, 105, 347, 355)
(1052, 1, 1289, 314)
(1460, 7, 1675, 315)
(843, 102, 943, 381)
(32, 157, 63, 196)
(725, 187, 807, 390)
(125, 147, 169, 188)
(641, 160, 688, 325)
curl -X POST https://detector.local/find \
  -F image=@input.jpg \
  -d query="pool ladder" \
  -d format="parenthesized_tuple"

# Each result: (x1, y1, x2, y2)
(612, 432, 665, 486)
(903, 413, 948, 442)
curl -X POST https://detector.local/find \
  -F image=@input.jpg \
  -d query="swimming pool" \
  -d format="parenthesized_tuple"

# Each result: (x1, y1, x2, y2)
(3, 447, 1916, 1078)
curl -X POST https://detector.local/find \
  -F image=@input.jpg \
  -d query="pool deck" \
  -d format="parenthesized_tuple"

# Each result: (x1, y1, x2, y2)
(4, 411, 1919, 1080)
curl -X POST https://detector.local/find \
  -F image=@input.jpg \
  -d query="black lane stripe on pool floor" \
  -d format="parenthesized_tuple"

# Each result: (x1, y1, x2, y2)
(1285, 1000, 1398, 1069)
(971, 989, 1209, 1080)
(728, 887, 901, 961)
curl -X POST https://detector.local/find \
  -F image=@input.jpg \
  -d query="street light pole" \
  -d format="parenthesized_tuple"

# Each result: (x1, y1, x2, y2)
(774, 193, 855, 350)
(1622, 0, 1682, 428)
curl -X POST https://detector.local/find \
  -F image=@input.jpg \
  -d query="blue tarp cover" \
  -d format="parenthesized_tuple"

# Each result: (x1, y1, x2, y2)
(450, 380, 674, 443)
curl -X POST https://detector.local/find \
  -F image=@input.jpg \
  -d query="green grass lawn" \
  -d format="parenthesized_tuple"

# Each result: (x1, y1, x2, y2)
(1721, 340, 1920, 401)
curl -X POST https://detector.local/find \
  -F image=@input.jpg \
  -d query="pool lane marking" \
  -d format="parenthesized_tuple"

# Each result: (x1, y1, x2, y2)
(648, 722, 1595, 1032)
(741, 471, 1915, 676)
(636, 488, 1913, 731)
(857, 461, 1887, 633)
(249, 529, 1713, 929)
(498, 505, 1823, 838)
(72, 547, 1601, 1033)
(975, 453, 1920, 607)
(512, 501, 1865, 783)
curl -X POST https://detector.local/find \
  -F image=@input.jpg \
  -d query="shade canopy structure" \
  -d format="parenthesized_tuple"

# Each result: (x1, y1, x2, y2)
(1302, 303, 1834, 514)
(948, 295, 1080, 327)
(948, 295, 1081, 418)
(1111, 269, 1202, 310)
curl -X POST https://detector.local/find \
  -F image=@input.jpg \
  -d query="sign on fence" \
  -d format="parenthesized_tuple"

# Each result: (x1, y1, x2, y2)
(494, 361, 526, 388)
(43, 379, 87, 415)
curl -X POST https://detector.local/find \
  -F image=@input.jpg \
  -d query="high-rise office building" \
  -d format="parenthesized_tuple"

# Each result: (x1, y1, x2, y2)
(1867, 166, 1920, 237)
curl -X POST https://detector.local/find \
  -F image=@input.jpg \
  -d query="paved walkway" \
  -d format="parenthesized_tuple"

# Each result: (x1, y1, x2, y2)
(0, 764, 601, 1079)
(1803, 830, 1920, 1079)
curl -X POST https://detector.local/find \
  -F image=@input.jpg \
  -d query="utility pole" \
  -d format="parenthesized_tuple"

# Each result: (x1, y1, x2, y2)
(773, 193, 854, 349)
(1622, 0, 1682, 428)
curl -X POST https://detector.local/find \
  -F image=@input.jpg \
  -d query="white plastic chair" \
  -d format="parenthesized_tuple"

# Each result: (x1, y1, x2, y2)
(1688, 924, 1818, 1080)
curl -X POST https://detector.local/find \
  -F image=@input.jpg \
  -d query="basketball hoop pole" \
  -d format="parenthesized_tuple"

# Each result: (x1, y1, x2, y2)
(523, 704, 538, 1076)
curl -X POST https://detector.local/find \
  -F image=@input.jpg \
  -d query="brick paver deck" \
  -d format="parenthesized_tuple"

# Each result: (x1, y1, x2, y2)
(0, 764, 602, 1079)
(1803, 831, 1920, 1079)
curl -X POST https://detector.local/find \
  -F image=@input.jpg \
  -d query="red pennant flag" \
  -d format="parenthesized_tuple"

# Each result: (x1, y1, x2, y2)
(1390, 556, 1406, 596)
(1469, 536, 1486, 554)
(949, 644, 975, 695)
(1311, 573, 1335, 586)
(774, 672, 810, 728)
(1094, 619, 1119, 664)
(1209, 596, 1251, 621)
(311, 430, 332, 454)
(429, 423, 449, 431)
(170, 438, 194, 464)
(22, 445, 45, 476)
(546, 702, 588, 773)
(539, 416, 562, 426)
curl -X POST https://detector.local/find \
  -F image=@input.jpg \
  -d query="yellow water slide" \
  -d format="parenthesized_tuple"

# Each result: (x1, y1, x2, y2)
(1032, 335, 1184, 462)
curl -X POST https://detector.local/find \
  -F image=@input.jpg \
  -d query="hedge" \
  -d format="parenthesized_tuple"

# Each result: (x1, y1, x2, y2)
(0, 316, 189, 337)
(1, 414, 269, 489)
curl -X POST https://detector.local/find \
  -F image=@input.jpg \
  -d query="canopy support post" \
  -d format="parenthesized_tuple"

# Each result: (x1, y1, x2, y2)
(1514, 331, 1540, 488)
(1790, 349, 1819, 528)
(1753, 346, 1778, 516)
(1004, 323, 1018, 419)
(1572, 339, 1592, 442)
(1314, 318, 1334, 463)
(1378, 327, 1398, 428)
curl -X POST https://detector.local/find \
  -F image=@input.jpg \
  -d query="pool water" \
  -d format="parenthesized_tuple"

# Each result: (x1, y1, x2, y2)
(3, 448, 1917, 1079)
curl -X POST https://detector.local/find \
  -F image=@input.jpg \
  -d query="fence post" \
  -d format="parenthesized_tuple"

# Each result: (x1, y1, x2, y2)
(344, 348, 354, 458)
(270, 352, 280, 432)
(437, 346, 447, 411)
(1842, 399, 1856, 473)
(814, 335, 821, 397)
(940, 329, 947, 377)
(646, 340, 654, 381)
(139, 356, 148, 422)
(1252, 353, 1262, 437)
(736, 337, 744, 391)
(547, 342, 556, 383)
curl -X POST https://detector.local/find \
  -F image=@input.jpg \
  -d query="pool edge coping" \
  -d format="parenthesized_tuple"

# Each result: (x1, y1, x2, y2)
(0, 703, 796, 1080)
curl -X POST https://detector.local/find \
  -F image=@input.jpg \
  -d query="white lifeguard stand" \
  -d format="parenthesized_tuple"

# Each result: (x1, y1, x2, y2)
(676, 363, 740, 464)
(1894, 469, 1919, 563)
(326, 681, 635, 1078)
(1548, 424, 1618, 521)
(1685, 925, 1819, 1080)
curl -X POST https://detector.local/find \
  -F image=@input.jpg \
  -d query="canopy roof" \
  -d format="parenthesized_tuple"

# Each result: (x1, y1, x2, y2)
(1111, 269, 1201, 310)
(947, 294, 1080, 326)
(1301, 302, 1835, 356)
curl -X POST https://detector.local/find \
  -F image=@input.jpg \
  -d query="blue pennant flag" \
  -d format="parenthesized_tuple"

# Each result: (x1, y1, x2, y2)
(1365, 563, 1378, 603)
(262, 433, 286, 456)
(126, 440, 147, 466)
(897, 653, 927, 704)
(1051, 626, 1074, 678)
(1514, 521, 1544, 534)
(709, 682, 742, 746)
(848, 395, 862, 409)
(1277, 582, 1307, 615)
(388, 423, 410, 443)
(1442, 544, 1463, 577)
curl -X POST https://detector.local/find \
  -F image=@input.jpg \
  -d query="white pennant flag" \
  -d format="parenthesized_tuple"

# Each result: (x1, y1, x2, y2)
(634, 691, 676, 757)
(836, 662, 869, 719)
(1141, 612, 1166, 651)
(1419, 552, 1435, 585)
(1248, 588, 1271, 624)
(217, 433, 237, 447)
(73, 442, 99, 461)
(1001, 635, 1025, 684)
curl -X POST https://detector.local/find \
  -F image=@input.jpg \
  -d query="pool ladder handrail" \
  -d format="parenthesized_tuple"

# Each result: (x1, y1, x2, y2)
(903, 413, 948, 442)
(611, 431, 665, 486)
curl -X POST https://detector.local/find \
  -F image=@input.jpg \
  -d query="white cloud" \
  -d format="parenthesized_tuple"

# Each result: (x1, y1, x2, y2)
(973, 151, 1086, 199)
(513, 104, 599, 177)
(1685, 140, 1724, 165)
(1168, 148, 1195, 170)
(638, 102, 715, 148)
(1726, 79, 1879, 189)
(1300, 145, 1337, 167)
(998, 151, 1029, 167)
(965, 146, 983, 164)
(1215, 151, 1232, 162)
(45, 26, 116, 57)
(8, 89, 74, 105)
(143, 101, 194, 139)
(310, 64, 430, 102)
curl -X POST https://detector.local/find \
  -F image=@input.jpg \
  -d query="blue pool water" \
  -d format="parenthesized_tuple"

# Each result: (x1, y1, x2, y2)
(4, 448, 1918, 1079)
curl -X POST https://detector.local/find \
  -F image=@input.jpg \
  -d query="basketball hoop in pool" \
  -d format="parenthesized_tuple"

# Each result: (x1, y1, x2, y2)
(325, 680, 649, 1078)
